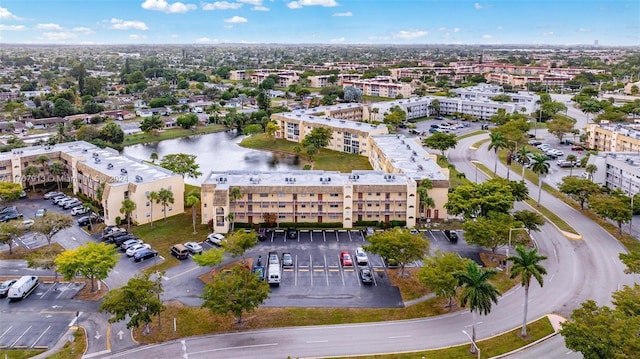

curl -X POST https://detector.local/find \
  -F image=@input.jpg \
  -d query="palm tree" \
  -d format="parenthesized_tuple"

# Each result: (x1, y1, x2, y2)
(507, 246, 548, 337)
(36, 154, 50, 186)
(454, 262, 500, 354)
(566, 154, 578, 177)
(150, 152, 159, 163)
(579, 99, 602, 124)
(517, 146, 531, 179)
(185, 189, 201, 234)
(228, 187, 242, 232)
(120, 199, 136, 231)
(417, 179, 433, 222)
(157, 188, 174, 223)
(585, 164, 598, 181)
(146, 191, 159, 227)
(530, 154, 550, 207)
(49, 161, 64, 192)
(24, 165, 39, 192)
(488, 133, 508, 176)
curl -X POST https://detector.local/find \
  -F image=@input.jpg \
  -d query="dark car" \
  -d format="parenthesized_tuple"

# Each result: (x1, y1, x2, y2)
(252, 266, 265, 281)
(444, 230, 459, 242)
(286, 227, 297, 239)
(77, 213, 102, 226)
(112, 234, 139, 247)
(359, 269, 374, 284)
(134, 249, 158, 262)
(0, 279, 17, 297)
(0, 211, 23, 222)
(257, 227, 268, 241)
(430, 124, 440, 128)
(0, 206, 17, 215)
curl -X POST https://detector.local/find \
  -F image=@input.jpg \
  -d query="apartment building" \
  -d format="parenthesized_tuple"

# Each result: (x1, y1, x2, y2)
(271, 111, 388, 155)
(586, 152, 640, 196)
(229, 70, 248, 81)
(0, 141, 184, 226)
(250, 70, 300, 87)
(342, 79, 412, 99)
(485, 72, 572, 88)
(585, 123, 640, 153)
(451, 84, 539, 113)
(308, 74, 362, 88)
(201, 170, 418, 233)
(297, 103, 366, 122)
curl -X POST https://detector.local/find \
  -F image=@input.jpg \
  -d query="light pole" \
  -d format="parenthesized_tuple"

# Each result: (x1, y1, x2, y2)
(507, 227, 528, 275)
(462, 330, 481, 359)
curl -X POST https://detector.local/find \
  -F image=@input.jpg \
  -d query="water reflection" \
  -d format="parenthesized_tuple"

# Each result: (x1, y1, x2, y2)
(121, 131, 302, 185)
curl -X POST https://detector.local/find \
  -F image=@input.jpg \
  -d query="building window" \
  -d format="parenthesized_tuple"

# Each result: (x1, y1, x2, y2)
(277, 193, 285, 197)
(278, 204, 286, 208)
(146, 202, 150, 207)
(330, 193, 339, 197)
(278, 215, 286, 219)
(329, 204, 339, 208)
(261, 203, 269, 208)
(260, 193, 268, 197)
(376, 192, 380, 196)
(310, 193, 315, 197)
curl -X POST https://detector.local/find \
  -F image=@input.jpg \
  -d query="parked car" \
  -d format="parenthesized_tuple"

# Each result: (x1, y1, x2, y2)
(44, 191, 61, 199)
(252, 266, 265, 281)
(444, 229, 459, 242)
(359, 269, 374, 284)
(51, 195, 68, 204)
(22, 219, 35, 228)
(571, 145, 584, 151)
(206, 233, 226, 246)
(0, 279, 17, 297)
(557, 160, 579, 168)
(126, 243, 151, 257)
(170, 244, 190, 259)
(364, 227, 375, 237)
(102, 226, 126, 239)
(57, 197, 76, 207)
(340, 251, 353, 266)
(355, 247, 369, 265)
(120, 239, 143, 251)
(70, 206, 89, 216)
(35, 208, 47, 218)
(184, 242, 203, 255)
(257, 227, 268, 241)
(63, 200, 82, 210)
(112, 234, 139, 247)
(286, 227, 297, 239)
(77, 213, 102, 226)
(0, 206, 16, 215)
(409, 228, 420, 235)
(134, 249, 158, 262)
(0, 211, 23, 222)
(282, 252, 293, 267)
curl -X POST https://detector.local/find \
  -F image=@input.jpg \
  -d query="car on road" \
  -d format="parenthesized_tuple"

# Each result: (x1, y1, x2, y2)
(126, 243, 151, 257)
(77, 213, 102, 226)
(0, 279, 17, 297)
(282, 252, 293, 267)
(355, 247, 369, 265)
(134, 248, 158, 262)
(286, 227, 297, 239)
(35, 208, 47, 218)
(120, 238, 143, 251)
(340, 251, 353, 266)
(207, 233, 226, 246)
(359, 269, 374, 284)
(184, 242, 203, 255)
(70, 206, 89, 216)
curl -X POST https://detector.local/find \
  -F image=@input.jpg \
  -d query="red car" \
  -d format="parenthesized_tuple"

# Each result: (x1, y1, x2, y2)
(340, 251, 353, 266)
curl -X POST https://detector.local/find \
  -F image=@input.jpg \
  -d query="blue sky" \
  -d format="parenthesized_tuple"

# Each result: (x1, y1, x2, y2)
(0, 0, 638, 46)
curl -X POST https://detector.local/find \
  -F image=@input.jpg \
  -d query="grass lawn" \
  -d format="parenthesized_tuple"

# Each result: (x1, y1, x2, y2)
(47, 327, 87, 359)
(0, 243, 65, 260)
(123, 124, 226, 147)
(387, 268, 431, 301)
(457, 130, 487, 140)
(0, 350, 45, 359)
(240, 133, 372, 172)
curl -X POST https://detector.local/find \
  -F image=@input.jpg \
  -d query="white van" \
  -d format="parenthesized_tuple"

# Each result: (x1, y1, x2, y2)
(8, 275, 39, 301)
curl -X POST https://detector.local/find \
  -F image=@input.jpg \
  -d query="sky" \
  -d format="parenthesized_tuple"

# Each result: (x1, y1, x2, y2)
(0, 0, 638, 46)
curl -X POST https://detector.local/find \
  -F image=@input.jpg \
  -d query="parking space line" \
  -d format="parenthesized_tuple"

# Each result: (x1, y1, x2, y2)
(324, 255, 329, 286)
(347, 230, 352, 241)
(0, 326, 13, 340)
(10, 326, 32, 348)
(309, 255, 313, 287)
(30, 326, 51, 348)
(56, 282, 74, 299)
(294, 255, 298, 287)
(39, 282, 56, 299)
(339, 258, 345, 286)
(354, 266, 361, 286)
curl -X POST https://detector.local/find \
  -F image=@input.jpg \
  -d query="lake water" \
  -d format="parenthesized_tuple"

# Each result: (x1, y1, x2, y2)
(121, 131, 302, 185)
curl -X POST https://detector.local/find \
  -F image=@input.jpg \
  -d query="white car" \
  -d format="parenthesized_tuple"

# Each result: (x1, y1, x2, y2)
(70, 206, 89, 216)
(184, 242, 203, 254)
(22, 219, 35, 228)
(126, 243, 151, 257)
(207, 233, 226, 246)
(355, 247, 369, 265)
(121, 238, 143, 251)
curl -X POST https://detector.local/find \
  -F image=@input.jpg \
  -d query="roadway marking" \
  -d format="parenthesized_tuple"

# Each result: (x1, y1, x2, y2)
(30, 326, 51, 348)
(0, 326, 13, 340)
(72, 236, 77, 241)
(388, 335, 411, 339)
(167, 265, 202, 280)
(39, 282, 57, 299)
(10, 325, 32, 348)
(189, 342, 278, 354)
(82, 349, 112, 358)
(306, 340, 328, 344)
(56, 282, 75, 299)
(324, 255, 329, 286)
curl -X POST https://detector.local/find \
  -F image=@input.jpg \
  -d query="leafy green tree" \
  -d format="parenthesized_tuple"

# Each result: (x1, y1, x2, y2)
(383, 106, 406, 130)
(363, 228, 429, 277)
(0, 221, 25, 255)
(454, 262, 500, 354)
(176, 113, 199, 129)
(417, 179, 435, 220)
(159, 153, 202, 179)
(99, 122, 125, 144)
(445, 179, 516, 219)
(585, 164, 598, 181)
(32, 212, 73, 246)
(301, 127, 332, 154)
(530, 154, 550, 206)
(578, 99, 602, 124)
(24, 165, 39, 192)
(558, 176, 602, 210)
(547, 116, 576, 142)
(185, 189, 200, 234)
(589, 193, 632, 235)
(243, 124, 263, 136)
(150, 152, 159, 163)
(99, 273, 165, 335)
(343, 85, 362, 103)
(192, 247, 225, 267)
(26, 245, 64, 280)
(55, 242, 119, 292)
(200, 265, 271, 324)
(53, 98, 75, 117)
(619, 250, 640, 274)
(76, 125, 101, 142)
(140, 115, 164, 135)
(488, 132, 508, 175)
(0, 182, 23, 204)
(265, 121, 279, 142)
(512, 210, 544, 233)
(462, 211, 518, 254)
(423, 132, 458, 156)
(223, 230, 258, 260)
(508, 246, 547, 337)
(418, 251, 470, 310)
(120, 199, 137, 231)
(565, 154, 578, 177)
(157, 188, 174, 223)
(256, 87, 271, 112)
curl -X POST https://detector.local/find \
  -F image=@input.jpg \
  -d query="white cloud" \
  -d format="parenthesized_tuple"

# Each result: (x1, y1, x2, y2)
(393, 30, 427, 40)
(437, 27, 459, 33)
(252, 5, 269, 11)
(36, 23, 63, 30)
(238, 0, 261, 4)
(141, 0, 196, 13)
(482, 34, 492, 39)
(171, 34, 180, 38)
(543, 31, 554, 36)
(368, 35, 390, 41)
(330, 37, 345, 43)
(0, 24, 27, 31)
(474, 2, 485, 9)
(43, 32, 77, 41)
(201, 1, 242, 10)
(129, 34, 148, 39)
(224, 16, 247, 23)
(287, 0, 338, 10)
(109, 18, 149, 31)
(0, 7, 20, 20)
(332, 11, 352, 17)
(578, 27, 591, 32)
(73, 27, 94, 34)
(196, 37, 213, 43)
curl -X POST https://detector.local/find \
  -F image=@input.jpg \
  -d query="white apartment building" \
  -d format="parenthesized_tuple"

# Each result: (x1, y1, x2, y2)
(342, 79, 412, 99)
(586, 152, 640, 196)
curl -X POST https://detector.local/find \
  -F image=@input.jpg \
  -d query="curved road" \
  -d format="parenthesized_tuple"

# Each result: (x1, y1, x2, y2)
(103, 131, 637, 359)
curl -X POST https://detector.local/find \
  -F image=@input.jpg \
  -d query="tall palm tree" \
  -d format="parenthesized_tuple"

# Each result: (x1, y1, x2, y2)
(507, 246, 548, 337)
(530, 154, 550, 207)
(517, 146, 531, 179)
(36, 154, 50, 186)
(417, 179, 433, 222)
(488, 132, 508, 176)
(579, 99, 602, 124)
(24, 165, 39, 192)
(120, 199, 137, 231)
(157, 189, 174, 223)
(566, 154, 578, 177)
(185, 189, 201, 234)
(49, 161, 64, 192)
(454, 261, 500, 354)
(585, 164, 598, 181)
(146, 191, 159, 227)
(228, 187, 242, 232)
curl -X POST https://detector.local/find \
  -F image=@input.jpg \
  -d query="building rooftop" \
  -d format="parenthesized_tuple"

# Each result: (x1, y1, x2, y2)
(276, 112, 385, 132)
(370, 135, 448, 181)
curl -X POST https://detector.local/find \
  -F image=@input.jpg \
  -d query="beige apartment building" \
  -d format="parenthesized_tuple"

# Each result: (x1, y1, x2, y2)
(308, 74, 362, 88)
(342, 79, 412, 99)
(296, 103, 366, 122)
(0, 141, 184, 226)
(250, 70, 300, 87)
(585, 123, 640, 152)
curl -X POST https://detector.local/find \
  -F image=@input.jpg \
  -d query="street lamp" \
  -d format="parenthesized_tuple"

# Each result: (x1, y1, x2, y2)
(462, 330, 481, 359)
(507, 227, 528, 275)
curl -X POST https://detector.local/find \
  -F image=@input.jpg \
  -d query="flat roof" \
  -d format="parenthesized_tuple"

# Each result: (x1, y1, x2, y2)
(370, 135, 448, 181)
(275, 112, 386, 132)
